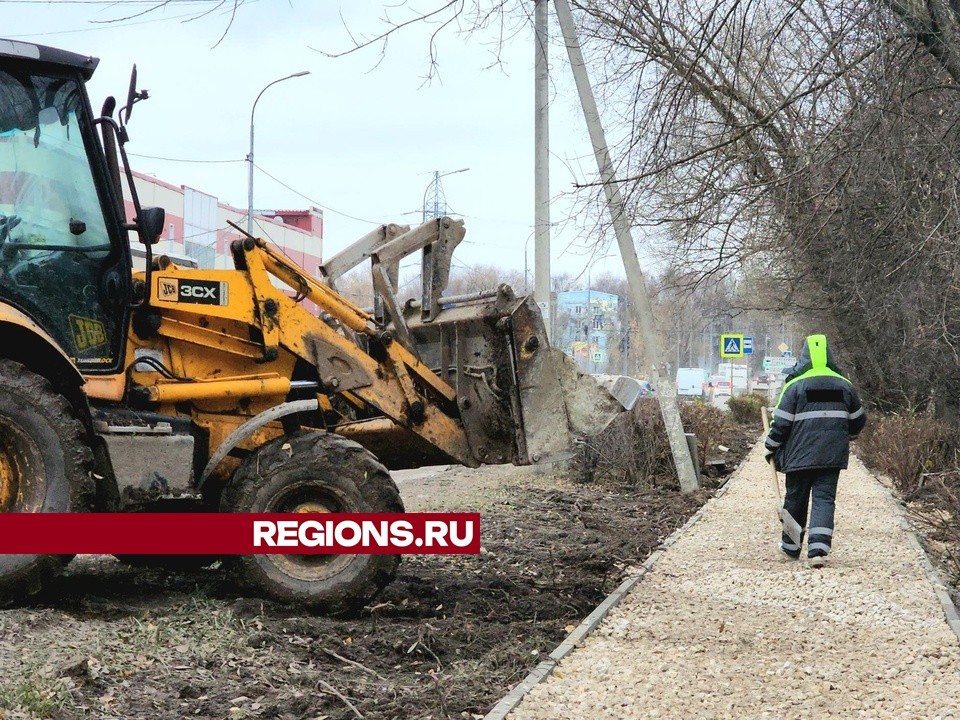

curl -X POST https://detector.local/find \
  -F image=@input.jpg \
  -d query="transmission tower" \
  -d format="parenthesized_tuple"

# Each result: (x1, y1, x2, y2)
(422, 171, 448, 223)
(421, 168, 468, 224)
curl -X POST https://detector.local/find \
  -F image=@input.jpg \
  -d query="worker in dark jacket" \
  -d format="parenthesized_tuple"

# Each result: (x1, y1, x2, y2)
(764, 334, 866, 567)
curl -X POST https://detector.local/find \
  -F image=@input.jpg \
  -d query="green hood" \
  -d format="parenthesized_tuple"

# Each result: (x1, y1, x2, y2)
(778, 334, 850, 403)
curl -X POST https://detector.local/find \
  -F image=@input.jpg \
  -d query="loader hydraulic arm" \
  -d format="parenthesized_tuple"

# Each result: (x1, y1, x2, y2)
(247, 236, 457, 405)
(137, 231, 476, 467)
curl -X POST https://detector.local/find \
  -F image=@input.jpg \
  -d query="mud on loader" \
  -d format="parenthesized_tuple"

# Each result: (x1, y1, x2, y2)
(0, 40, 629, 611)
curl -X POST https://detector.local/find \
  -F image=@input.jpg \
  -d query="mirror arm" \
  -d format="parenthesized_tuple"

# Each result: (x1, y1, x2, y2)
(111, 125, 153, 304)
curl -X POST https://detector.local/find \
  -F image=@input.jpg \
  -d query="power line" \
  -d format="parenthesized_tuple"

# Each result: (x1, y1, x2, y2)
(129, 152, 242, 164)
(252, 162, 383, 225)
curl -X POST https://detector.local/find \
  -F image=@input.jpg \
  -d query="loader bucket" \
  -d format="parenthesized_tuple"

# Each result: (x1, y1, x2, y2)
(403, 285, 631, 466)
(319, 217, 632, 469)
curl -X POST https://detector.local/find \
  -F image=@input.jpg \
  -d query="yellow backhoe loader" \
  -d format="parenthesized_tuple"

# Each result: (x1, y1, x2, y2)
(0, 39, 632, 610)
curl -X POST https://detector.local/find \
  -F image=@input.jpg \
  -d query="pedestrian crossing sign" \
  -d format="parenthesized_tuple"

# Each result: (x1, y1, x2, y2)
(720, 334, 744, 358)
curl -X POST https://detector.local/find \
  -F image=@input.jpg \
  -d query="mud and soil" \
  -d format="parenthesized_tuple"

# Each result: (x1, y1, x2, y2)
(0, 429, 754, 720)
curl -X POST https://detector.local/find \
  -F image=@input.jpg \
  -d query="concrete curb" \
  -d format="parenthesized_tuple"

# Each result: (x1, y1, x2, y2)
(482, 454, 746, 720)
(866, 459, 960, 643)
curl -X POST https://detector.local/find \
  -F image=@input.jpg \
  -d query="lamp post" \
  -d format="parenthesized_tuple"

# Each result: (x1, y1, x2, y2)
(247, 70, 310, 235)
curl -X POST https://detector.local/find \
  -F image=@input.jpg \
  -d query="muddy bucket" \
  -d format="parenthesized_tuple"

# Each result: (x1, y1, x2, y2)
(405, 287, 632, 466)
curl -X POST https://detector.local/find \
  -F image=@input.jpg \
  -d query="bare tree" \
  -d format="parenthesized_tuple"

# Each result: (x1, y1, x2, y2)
(879, 0, 960, 84)
(571, 0, 891, 282)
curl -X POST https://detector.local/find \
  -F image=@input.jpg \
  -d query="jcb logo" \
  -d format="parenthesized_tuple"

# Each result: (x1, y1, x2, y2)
(156, 277, 228, 305)
(69, 315, 108, 351)
(158, 278, 178, 300)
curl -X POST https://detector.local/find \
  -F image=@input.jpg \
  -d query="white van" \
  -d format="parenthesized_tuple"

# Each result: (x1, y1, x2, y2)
(717, 363, 749, 394)
(676, 367, 708, 398)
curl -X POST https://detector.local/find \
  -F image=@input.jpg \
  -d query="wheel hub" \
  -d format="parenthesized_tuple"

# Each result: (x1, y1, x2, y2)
(265, 483, 352, 581)
(0, 448, 16, 512)
(0, 418, 42, 513)
(293, 501, 331, 514)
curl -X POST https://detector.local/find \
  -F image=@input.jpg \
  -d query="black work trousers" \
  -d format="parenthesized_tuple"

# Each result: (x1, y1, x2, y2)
(781, 468, 840, 559)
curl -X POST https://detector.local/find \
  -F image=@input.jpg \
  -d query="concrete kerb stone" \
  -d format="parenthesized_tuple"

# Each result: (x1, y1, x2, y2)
(481, 450, 750, 720)
(867, 459, 960, 642)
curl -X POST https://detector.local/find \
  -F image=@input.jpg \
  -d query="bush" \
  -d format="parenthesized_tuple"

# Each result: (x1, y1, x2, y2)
(571, 398, 728, 489)
(857, 413, 960, 585)
(679, 400, 726, 470)
(726, 393, 769, 426)
(856, 413, 957, 499)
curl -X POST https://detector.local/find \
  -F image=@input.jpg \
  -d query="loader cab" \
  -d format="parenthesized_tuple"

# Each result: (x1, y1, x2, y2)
(0, 40, 133, 373)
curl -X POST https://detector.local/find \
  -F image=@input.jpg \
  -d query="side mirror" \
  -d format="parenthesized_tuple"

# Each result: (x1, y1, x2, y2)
(123, 65, 137, 125)
(136, 206, 165, 246)
(120, 65, 149, 127)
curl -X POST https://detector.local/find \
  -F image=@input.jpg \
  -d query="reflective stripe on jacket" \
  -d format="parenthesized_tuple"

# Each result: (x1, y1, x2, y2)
(764, 335, 866, 473)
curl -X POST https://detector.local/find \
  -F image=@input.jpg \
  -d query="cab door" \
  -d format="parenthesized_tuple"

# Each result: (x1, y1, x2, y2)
(0, 65, 130, 372)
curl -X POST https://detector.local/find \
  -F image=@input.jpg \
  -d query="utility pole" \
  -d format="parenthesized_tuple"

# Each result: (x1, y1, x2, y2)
(553, 0, 699, 492)
(534, 0, 552, 339)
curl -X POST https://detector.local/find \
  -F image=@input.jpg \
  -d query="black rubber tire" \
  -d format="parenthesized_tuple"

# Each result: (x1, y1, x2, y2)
(0, 359, 93, 604)
(221, 431, 404, 613)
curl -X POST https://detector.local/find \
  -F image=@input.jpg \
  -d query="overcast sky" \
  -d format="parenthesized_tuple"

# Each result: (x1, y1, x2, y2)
(5, 0, 633, 282)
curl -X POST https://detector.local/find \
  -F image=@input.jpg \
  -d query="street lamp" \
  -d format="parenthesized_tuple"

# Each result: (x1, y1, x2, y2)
(422, 167, 469, 224)
(247, 70, 311, 235)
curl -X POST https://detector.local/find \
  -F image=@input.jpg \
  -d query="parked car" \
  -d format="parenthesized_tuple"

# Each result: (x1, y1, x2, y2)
(711, 378, 733, 397)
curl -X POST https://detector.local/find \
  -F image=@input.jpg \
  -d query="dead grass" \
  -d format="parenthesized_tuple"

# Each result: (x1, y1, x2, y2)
(857, 412, 960, 595)
(857, 413, 956, 500)
(571, 398, 737, 488)
(0, 671, 75, 718)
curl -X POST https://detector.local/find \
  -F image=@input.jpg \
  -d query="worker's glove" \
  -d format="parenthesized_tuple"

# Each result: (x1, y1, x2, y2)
(764, 450, 775, 465)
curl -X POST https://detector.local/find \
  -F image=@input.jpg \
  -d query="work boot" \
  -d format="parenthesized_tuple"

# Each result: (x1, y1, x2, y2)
(778, 542, 800, 560)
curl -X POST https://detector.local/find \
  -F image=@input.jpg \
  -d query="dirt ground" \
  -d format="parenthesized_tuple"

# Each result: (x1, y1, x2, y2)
(0, 431, 755, 720)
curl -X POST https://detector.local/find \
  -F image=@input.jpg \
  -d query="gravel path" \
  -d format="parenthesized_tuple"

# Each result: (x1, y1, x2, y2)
(508, 443, 960, 719)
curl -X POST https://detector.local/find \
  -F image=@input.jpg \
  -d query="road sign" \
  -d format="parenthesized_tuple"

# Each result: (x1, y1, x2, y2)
(762, 356, 795, 373)
(743, 336, 754, 355)
(593, 352, 602, 362)
(778, 342, 789, 353)
(720, 334, 744, 358)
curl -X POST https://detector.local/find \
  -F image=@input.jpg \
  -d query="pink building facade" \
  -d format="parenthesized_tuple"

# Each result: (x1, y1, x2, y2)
(124, 171, 323, 275)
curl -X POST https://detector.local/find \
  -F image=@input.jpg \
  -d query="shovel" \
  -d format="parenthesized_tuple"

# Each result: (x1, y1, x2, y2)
(761, 408, 803, 546)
